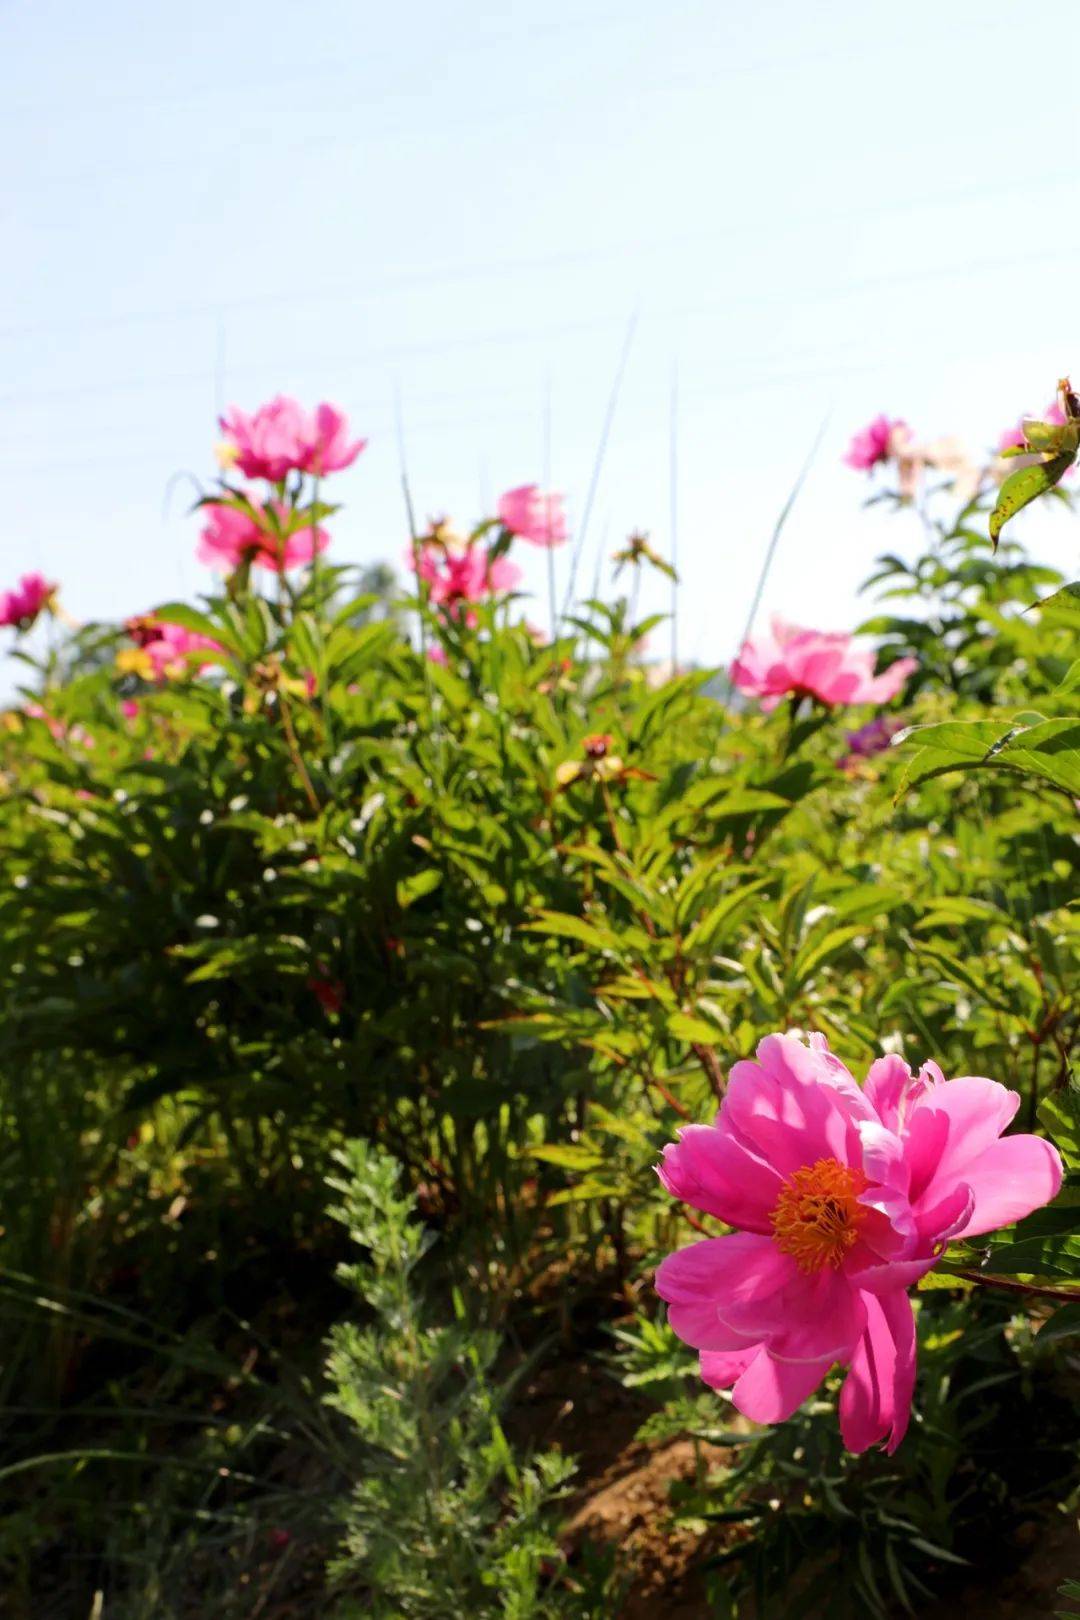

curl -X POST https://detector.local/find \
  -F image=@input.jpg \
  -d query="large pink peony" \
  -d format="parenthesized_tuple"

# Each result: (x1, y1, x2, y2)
(219, 396, 366, 481)
(656, 1033, 1062, 1453)
(1, 572, 57, 630)
(730, 618, 915, 711)
(497, 485, 568, 547)
(197, 501, 329, 572)
(411, 541, 522, 621)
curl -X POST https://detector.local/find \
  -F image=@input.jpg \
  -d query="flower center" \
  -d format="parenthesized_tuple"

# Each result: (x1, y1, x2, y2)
(770, 1157, 869, 1273)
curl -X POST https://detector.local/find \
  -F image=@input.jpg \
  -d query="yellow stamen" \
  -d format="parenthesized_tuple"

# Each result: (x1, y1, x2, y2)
(770, 1157, 869, 1274)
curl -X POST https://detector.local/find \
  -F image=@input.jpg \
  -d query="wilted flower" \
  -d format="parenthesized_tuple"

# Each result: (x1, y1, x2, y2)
(219, 396, 366, 481)
(656, 1033, 1062, 1453)
(612, 531, 677, 581)
(1, 572, 57, 631)
(197, 500, 329, 572)
(731, 619, 915, 711)
(554, 731, 654, 789)
(497, 485, 568, 547)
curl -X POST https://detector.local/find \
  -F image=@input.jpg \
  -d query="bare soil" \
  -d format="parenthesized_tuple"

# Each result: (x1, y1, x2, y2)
(510, 1354, 1080, 1619)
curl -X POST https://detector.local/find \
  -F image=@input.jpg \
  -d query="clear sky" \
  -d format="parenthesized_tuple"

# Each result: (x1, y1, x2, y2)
(4, 0, 1080, 691)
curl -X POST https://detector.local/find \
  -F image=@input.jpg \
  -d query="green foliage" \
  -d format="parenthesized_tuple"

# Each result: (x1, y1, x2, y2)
(322, 1140, 616, 1619)
(616, 1293, 1078, 1618)
(0, 387, 1078, 1613)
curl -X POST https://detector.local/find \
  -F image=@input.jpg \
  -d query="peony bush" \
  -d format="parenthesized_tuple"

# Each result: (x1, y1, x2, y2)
(0, 386, 1077, 1617)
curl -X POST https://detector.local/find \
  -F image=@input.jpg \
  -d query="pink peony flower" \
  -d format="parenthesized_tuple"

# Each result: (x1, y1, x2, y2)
(843, 416, 907, 472)
(1, 572, 57, 631)
(219, 396, 365, 482)
(656, 1033, 1062, 1453)
(304, 403, 367, 476)
(197, 500, 329, 572)
(125, 618, 224, 682)
(410, 541, 522, 622)
(497, 485, 568, 547)
(730, 618, 916, 711)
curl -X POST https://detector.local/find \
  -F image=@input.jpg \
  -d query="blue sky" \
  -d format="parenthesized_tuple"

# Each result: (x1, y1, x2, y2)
(4, 0, 1080, 689)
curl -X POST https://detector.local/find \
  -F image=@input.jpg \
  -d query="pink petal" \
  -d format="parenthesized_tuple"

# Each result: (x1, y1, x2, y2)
(903, 1106, 950, 1203)
(914, 1077, 1019, 1188)
(839, 1290, 916, 1454)
(915, 1181, 974, 1244)
(731, 1347, 832, 1424)
(857, 1118, 909, 1190)
(656, 1125, 782, 1232)
(699, 1346, 759, 1389)
(655, 1235, 795, 1350)
(863, 1054, 916, 1131)
(847, 1255, 938, 1294)
(749, 1265, 867, 1363)
(724, 1041, 870, 1176)
(950, 1135, 1063, 1238)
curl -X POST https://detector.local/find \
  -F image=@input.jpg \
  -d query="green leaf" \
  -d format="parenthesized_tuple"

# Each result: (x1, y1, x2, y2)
(522, 911, 624, 953)
(990, 453, 1075, 548)
(153, 601, 240, 655)
(547, 1178, 623, 1205)
(897, 715, 1080, 798)
(1034, 581, 1080, 618)
(1039, 1087, 1080, 1168)
(1035, 1301, 1080, 1345)
(978, 1233, 1080, 1277)
(666, 1011, 722, 1044)
(395, 868, 442, 909)
(1020, 418, 1080, 455)
(792, 924, 863, 985)
(993, 717, 1080, 796)
(528, 1143, 605, 1171)
(683, 878, 772, 956)
(701, 789, 792, 820)
(1055, 657, 1080, 695)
